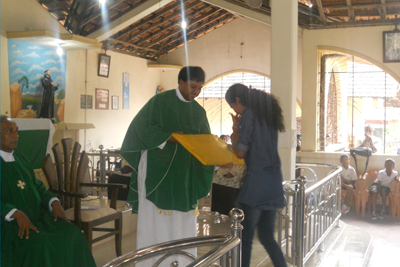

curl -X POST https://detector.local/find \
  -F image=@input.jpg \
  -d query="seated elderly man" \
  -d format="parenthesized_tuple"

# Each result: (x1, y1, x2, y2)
(1, 115, 96, 267)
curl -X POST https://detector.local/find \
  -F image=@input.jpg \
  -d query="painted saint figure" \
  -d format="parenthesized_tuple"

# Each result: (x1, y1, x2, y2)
(39, 70, 60, 120)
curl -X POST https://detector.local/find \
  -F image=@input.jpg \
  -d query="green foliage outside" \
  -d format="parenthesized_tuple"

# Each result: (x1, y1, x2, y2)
(21, 97, 41, 116)
(57, 89, 65, 99)
(18, 76, 29, 94)
(384, 121, 400, 154)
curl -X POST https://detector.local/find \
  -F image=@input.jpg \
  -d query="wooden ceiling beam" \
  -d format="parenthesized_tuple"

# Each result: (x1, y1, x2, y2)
(86, 0, 173, 41)
(80, 0, 128, 27)
(163, 14, 235, 53)
(108, 46, 147, 59)
(330, 12, 400, 19)
(346, 0, 355, 21)
(309, 18, 400, 29)
(123, 1, 204, 43)
(161, 13, 234, 51)
(315, 0, 326, 24)
(202, 0, 270, 25)
(323, 2, 400, 11)
(107, 37, 164, 53)
(160, 11, 228, 49)
(136, 5, 219, 47)
(379, 0, 387, 20)
(48, 8, 69, 13)
(113, 0, 183, 40)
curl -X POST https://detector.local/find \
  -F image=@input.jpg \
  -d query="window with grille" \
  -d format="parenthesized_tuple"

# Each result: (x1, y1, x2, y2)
(196, 72, 271, 136)
(318, 50, 400, 154)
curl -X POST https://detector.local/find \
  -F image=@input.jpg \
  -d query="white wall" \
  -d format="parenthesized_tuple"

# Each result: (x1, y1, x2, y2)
(159, 17, 303, 102)
(159, 69, 180, 90)
(66, 49, 161, 150)
(1, 30, 10, 115)
(0, 0, 68, 33)
(302, 26, 400, 152)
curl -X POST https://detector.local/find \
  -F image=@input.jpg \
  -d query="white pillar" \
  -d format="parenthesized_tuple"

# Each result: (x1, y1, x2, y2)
(270, 0, 298, 181)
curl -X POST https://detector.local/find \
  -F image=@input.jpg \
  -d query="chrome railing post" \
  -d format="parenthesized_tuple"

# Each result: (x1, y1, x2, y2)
(99, 144, 105, 198)
(229, 208, 244, 267)
(294, 176, 307, 267)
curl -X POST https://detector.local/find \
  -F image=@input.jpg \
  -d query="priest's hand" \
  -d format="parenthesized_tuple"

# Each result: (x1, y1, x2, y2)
(167, 132, 183, 144)
(218, 162, 234, 169)
(11, 210, 39, 239)
(52, 201, 70, 222)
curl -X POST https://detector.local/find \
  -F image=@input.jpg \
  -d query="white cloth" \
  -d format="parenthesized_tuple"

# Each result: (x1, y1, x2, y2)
(375, 169, 398, 187)
(1, 150, 15, 162)
(176, 86, 191, 103)
(135, 151, 197, 267)
(1, 150, 59, 221)
(135, 89, 196, 267)
(340, 165, 358, 182)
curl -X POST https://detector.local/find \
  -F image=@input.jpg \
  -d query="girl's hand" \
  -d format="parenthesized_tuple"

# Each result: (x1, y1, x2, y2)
(230, 113, 241, 127)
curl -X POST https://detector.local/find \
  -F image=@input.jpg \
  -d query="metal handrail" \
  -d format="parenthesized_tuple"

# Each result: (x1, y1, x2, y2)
(278, 163, 342, 267)
(103, 209, 244, 267)
(103, 163, 342, 267)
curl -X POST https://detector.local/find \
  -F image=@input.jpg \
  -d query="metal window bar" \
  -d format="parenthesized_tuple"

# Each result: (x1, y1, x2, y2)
(103, 163, 341, 267)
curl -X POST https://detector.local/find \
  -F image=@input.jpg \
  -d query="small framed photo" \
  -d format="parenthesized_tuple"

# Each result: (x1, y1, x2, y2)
(95, 89, 109, 110)
(98, 54, 111, 77)
(112, 95, 119, 110)
(80, 95, 93, 109)
(86, 95, 93, 109)
(383, 30, 400, 63)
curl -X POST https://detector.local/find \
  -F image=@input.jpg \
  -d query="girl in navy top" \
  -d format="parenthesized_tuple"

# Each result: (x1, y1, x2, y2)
(225, 83, 287, 267)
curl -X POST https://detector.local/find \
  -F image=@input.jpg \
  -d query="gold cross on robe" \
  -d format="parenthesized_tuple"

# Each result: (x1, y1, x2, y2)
(17, 180, 25, 190)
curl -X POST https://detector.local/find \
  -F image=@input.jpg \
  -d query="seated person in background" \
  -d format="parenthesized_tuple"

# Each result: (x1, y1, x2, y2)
(339, 154, 358, 214)
(211, 135, 246, 215)
(358, 124, 382, 153)
(369, 158, 399, 220)
(1, 115, 96, 267)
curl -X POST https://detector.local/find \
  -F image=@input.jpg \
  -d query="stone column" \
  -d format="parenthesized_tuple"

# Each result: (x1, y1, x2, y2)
(270, 0, 298, 181)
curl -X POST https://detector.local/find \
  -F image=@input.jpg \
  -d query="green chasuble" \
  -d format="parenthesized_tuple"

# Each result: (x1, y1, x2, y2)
(1, 152, 96, 267)
(121, 89, 215, 213)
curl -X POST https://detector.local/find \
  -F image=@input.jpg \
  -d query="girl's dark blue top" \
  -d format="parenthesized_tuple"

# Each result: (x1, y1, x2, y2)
(235, 108, 286, 210)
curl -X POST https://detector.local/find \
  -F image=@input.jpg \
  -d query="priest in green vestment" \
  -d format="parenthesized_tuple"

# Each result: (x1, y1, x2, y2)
(1, 115, 96, 267)
(121, 66, 215, 267)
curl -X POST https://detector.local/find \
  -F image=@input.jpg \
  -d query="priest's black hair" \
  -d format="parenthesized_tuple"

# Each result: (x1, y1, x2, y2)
(1, 115, 10, 122)
(178, 66, 205, 83)
(225, 83, 285, 132)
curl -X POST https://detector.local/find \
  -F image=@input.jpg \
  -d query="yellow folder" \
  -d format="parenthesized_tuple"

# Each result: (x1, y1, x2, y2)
(172, 133, 245, 166)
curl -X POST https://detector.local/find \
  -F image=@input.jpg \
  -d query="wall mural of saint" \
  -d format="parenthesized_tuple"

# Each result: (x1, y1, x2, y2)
(7, 40, 67, 123)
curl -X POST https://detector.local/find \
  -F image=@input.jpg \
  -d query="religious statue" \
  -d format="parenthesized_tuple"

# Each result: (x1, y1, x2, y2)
(39, 70, 61, 120)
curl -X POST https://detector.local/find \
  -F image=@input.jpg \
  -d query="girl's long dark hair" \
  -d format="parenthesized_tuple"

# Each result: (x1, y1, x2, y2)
(225, 83, 285, 132)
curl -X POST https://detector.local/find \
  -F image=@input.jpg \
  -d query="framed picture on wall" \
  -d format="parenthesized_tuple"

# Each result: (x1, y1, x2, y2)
(81, 95, 87, 109)
(122, 73, 129, 109)
(95, 89, 109, 110)
(383, 30, 400, 63)
(86, 95, 93, 109)
(112, 96, 119, 110)
(80, 95, 93, 109)
(98, 54, 111, 77)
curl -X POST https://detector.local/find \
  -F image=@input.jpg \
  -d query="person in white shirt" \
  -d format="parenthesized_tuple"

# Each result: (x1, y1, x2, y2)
(368, 158, 399, 220)
(357, 124, 382, 153)
(340, 154, 359, 214)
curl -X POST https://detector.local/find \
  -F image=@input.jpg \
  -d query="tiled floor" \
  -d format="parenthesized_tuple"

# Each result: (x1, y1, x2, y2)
(340, 209, 400, 267)
(93, 207, 400, 267)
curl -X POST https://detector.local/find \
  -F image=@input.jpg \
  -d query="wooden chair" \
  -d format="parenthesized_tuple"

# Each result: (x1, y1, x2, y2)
(41, 138, 125, 256)
(389, 179, 400, 219)
(353, 169, 378, 217)
(354, 169, 395, 217)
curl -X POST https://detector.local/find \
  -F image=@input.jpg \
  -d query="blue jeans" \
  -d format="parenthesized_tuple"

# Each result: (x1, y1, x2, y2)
(239, 203, 287, 267)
